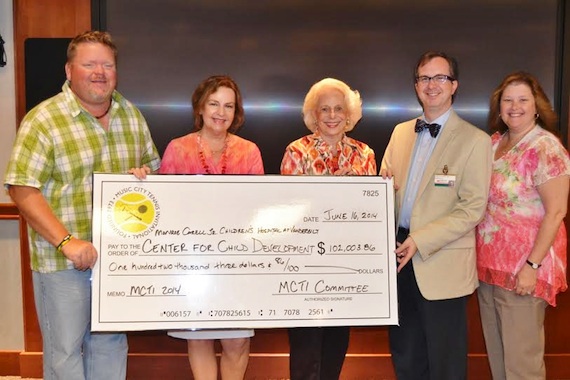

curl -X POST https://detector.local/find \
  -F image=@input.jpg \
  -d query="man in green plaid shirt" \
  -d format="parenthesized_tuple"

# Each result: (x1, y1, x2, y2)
(4, 31, 160, 380)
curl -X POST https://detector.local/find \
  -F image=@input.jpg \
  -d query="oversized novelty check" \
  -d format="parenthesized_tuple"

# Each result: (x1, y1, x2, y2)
(91, 174, 398, 331)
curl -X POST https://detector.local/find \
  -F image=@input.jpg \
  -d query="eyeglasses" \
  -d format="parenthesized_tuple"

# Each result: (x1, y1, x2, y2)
(415, 74, 455, 85)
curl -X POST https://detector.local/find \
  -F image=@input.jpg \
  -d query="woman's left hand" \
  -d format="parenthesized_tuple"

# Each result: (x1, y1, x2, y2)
(515, 265, 538, 296)
(128, 165, 152, 179)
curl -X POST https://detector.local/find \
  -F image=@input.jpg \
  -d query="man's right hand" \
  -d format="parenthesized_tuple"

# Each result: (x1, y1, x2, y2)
(61, 238, 98, 271)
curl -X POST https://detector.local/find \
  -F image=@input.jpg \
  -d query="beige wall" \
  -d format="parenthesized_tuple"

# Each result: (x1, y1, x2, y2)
(1, 0, 17, 202)
(0, 0, 24, 351)
(0, 222, 23, 350)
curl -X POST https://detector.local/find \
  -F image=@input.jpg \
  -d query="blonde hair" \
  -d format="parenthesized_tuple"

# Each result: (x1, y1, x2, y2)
(67, 31, 118, 63)
(302, 78, 362, 132)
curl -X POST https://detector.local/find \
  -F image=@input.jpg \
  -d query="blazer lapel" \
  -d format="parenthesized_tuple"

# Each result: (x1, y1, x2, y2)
(396, 120, 419, 210)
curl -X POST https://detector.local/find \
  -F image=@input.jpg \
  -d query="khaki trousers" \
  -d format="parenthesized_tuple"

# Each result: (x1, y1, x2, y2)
(477, 281, 547, 380)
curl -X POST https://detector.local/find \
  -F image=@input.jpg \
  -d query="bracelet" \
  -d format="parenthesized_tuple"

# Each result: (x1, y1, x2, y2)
(56, 234, 73, 252)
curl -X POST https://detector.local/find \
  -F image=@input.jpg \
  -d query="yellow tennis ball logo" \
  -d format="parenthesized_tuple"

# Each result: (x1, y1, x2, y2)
(113, 192, 156, 233)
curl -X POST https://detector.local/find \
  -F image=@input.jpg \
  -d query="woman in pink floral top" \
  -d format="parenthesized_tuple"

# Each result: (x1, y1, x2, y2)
(476, 72, 570, 380)
(280, 78, 376, 380)
(160, 75, 263, 380)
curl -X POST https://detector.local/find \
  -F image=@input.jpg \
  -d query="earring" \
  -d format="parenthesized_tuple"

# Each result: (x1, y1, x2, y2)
(535, 113, 539, 119)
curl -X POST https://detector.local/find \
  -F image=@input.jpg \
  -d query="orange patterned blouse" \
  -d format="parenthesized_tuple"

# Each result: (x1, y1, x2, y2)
(280, 131, 376, 175)
(159, 132, 264, 175)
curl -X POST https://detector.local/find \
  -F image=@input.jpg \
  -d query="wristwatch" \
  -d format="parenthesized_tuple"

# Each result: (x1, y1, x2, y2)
(526, 259, 542, 269)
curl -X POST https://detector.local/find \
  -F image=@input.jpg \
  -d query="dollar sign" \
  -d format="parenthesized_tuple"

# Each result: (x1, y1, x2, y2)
(317, 241, 325, 255)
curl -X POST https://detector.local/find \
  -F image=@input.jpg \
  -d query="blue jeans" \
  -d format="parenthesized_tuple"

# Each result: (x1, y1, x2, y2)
(33, 269, 128, 380)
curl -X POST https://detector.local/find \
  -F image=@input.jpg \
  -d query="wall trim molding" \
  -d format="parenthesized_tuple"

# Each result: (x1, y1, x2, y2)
(0, 203, 18, 220)
(0, 350, 20, 376)
(3, 350, 570, 379)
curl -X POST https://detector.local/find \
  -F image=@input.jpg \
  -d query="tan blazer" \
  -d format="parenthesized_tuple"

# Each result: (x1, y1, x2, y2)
(381, 110, 492, 300)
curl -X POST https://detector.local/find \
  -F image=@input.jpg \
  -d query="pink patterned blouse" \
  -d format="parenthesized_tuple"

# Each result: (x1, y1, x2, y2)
(159, 132, 264, 175)
(476, 126, 570, 306)
(280, 131, 376, 175)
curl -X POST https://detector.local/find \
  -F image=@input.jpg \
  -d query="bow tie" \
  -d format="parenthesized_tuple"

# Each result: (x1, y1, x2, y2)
(415, 119, 441, 138)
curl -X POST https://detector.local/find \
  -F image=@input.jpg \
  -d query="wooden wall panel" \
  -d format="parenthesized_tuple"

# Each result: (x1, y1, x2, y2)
(13, 0, 91, 124)
(3, 0, 570, 378)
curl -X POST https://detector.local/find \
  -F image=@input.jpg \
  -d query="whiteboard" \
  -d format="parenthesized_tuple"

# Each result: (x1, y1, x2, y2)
(91, 174, 398, 331)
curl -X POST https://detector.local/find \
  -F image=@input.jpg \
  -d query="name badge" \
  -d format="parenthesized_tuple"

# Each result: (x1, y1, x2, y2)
(434, 174, 456, 187)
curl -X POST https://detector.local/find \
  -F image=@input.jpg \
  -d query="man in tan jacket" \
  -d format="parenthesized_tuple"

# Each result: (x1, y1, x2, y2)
(380, 51, 492, 380)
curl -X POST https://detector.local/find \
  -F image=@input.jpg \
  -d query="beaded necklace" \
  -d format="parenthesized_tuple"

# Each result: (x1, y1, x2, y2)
(197, 133, 228, 174)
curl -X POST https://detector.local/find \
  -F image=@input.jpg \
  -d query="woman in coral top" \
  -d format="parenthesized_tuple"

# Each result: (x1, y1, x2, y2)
(280, 78, 376, 380)
(160, 75, 263, 380)
(476, 72, 570, 380)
